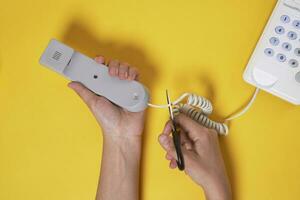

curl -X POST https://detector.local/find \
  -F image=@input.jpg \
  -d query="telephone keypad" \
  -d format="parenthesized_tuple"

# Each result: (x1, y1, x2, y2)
(275, 26, 285, 34)
(287, 31, 297, 40)
(289, 59, 299, 68)
(264, 15, 300, 70)
(292, 20, 300, 29)
(270, 37, 280, 46)
(281, 15, 290, 23)
(277, 53, 287, 62)
(264, 48, 275, 56)
(282, 42, 292, 51)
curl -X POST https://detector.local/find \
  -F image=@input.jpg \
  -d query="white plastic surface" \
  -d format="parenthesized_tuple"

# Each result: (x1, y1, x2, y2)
(295, 0, 300, 4)
(39, 39, 149, 112)
(252, 68, 278, 87)
(243, 0, 300, 105)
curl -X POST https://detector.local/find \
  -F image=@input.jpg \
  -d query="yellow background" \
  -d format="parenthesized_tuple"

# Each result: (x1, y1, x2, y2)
(1, 0, 300, 199)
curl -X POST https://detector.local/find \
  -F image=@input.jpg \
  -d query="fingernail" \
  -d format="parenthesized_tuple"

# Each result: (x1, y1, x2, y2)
(108, 67, 113, 75)
(111, 68, 116, 76)
(159, 135, 167, 143)
(121, 73, 125, 79)
(170, 162, 177, 169)
(67, 82, 74, 89)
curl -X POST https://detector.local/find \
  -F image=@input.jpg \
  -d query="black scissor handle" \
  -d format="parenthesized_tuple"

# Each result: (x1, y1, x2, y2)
(172, 126, 185, 171)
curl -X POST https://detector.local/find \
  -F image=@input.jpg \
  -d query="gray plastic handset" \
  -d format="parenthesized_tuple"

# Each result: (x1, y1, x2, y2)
(39, 39, 149, 112)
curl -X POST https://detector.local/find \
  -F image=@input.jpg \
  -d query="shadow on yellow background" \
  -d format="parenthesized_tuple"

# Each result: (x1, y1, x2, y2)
(60, 20, 247, 199)
(61, 20, 159, 89)
(61, 19, 161, 199)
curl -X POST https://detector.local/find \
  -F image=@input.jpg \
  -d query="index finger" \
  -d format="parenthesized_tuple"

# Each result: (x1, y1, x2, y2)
(174, 113, 208, 141)
(162, 120, 173, 136)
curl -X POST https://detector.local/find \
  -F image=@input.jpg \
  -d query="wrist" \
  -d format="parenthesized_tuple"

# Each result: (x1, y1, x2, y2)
(203, 177, 232, 200)
(102, 126, 144, 139)
(102, 133, 142, 157)
(98, 130, 142, 200)
(103, 131, 143, 144)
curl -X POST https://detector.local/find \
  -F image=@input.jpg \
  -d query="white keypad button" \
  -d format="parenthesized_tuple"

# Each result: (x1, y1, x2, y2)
(295, 48, 300, 56)
(281, 15, 290, 23)
(293, 20, 300, 29)
(277, 53, 286, 62)
(264, 48, 274, 56)
(287, 31, 297, 40)
(269, 37, 280, 46)
(282, 42, 292, 51)
(289, 59, 299, 68)
(275, 26, 285, 34)
(295, 71, 300, 83)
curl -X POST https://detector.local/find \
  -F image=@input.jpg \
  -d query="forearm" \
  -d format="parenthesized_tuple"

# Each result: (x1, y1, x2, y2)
(203, 174, 232, 200)
(96, 134, 142, 200)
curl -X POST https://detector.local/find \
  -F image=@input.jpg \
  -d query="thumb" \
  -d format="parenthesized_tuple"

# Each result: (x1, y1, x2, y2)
(159, 121, 193, 160)
(158, 121, 177, 159)
(159, 128, 194, 168)
(68, 82, 97, 108)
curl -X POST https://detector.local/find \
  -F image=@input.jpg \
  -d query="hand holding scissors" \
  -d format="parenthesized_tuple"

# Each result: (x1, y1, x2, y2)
(166, 90, 185, 171)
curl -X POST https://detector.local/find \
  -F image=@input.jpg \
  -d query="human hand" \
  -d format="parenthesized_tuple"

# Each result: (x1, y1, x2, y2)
(158, 114, 232, 200)
(68, 56, 145, 137)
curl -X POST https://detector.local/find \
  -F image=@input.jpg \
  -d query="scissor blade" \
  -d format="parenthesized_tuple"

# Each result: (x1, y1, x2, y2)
(166, 90, 174, 120)
(165, 90, 185, 170)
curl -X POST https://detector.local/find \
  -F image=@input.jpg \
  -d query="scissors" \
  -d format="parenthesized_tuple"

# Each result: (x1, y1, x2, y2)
(166, 90, 185, 171)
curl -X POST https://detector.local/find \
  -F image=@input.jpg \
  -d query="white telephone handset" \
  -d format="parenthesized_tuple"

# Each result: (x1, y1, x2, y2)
(39, 39, 150, 112)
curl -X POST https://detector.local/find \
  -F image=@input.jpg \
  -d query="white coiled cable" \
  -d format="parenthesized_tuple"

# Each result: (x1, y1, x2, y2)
(174, 104, 228, 135)
(148, 88, 259, 136)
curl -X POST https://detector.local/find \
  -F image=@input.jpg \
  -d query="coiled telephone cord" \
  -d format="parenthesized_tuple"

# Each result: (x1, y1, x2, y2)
(148, 88, 260, 135)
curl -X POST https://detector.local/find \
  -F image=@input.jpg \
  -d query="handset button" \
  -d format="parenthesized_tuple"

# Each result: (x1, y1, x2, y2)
(252, 68, 278, 88)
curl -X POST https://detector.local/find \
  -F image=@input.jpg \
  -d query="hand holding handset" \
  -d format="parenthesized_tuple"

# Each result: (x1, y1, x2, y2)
(39, 39, 149, 112)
